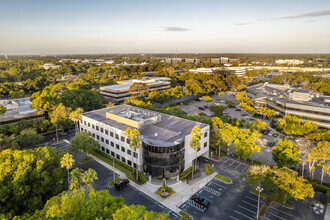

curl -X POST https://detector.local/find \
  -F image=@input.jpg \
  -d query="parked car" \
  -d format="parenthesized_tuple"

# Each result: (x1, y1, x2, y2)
(272, 132, 278, 137)
(204, 105, 209, 109)
(199, 107, 205, 110)
(223, 111, 229, 114)
(114, 179, 129, 189)
(220, 100, 225, 103)
(191, 195, 210, 208)
(235, 108, 241, 111)
(268, 131, 273, 136)
(262, 130, 269, 135)
(242, 113, 249, 116)
(268, 142, 276, 147)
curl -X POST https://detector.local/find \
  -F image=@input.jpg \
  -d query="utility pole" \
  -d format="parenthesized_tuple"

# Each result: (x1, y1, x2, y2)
(113, 157, 115, 182)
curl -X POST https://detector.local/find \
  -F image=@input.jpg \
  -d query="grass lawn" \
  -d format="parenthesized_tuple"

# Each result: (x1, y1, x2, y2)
(108, 178, 121, 187)
(179, 211, 192, 220)
(215, 174, 232, 184)
(54, 140, 64, 144)
(80, 157, 92, 164)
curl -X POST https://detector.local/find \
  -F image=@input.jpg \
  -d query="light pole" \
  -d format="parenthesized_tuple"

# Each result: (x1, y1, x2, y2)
(55, 123, 58, 142)
(113, 157, 115, 182)
(256, 186, 263, 220)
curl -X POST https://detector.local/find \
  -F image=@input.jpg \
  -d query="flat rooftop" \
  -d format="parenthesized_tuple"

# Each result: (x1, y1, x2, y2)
(82, 104, 208, 147)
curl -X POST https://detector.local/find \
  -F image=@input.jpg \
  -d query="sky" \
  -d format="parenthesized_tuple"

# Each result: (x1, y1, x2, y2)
(1, 0, 330, 55)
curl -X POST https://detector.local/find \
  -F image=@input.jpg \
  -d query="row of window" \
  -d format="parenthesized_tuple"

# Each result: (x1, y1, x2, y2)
(99, 146, 137, 169)
(81, 120, 130, 144)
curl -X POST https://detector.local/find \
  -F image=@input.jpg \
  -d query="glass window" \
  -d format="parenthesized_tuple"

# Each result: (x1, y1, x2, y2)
(121, 136, 125, 142)
(105, 130, 109, 135)
(116, 154, 120, 160)
(96, 135, 100, 140)
(88, 122, 90, 127)
(101, 137, 104, 142)
(92, 133, 95, 138)
(111, 142, 114, 147)
(134, 163, 137, 169)
(100, 128, 104, 133)
(122, 157, 126, 163)
(116, 144, 119, 149)
(84, 121, 86, 125)
(96, 126, 99, 131)
(127, 149, 131, 155)
(134, 152, 138, 158)
(111, 152, 115, 157)
(121, 147, 125, 152)
(115, 134, 119, 139)
(92, 124, 95, 129)
(127, 160, 132, 166)
(127, 139, 130, 144)
(204, 132, 207, 138)
(106, 139, 109, 145)
(110, 131, 114, 137)
(106, 149, 110, 154)
(101, 147, 105, 152)
(204, 142, 207, 148)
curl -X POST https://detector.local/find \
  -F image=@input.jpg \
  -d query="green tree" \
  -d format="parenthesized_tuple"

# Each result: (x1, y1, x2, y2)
(61, 89, 102, 111)
(129, 82, 150, 98)
(69, 131, 100, 155)
(249, 119, 268, 131)
(61, 153, 75, 188)
(201, 95, 212, 102)
(125, 127, 141, 180)
(235, 91, 246, 100)
(209, 105, 226, 116)
(317, 141, 330, 185)
(32, 188, 125, 220)
(16, 128, 44, 148)
(81, 168, 98, 189)
(190, 126, 202, 179)
(0, 147, 66, 216)
(113, 205, 168, 220)
(234, 129, 263, 159)
(0, 134, 18, 150)
(50, 103, 73, 131)
(272, 139, 300, 167)
(244, 165, 271, 188)
(69, 107, 84, 133)
(0, 105, 7, 115)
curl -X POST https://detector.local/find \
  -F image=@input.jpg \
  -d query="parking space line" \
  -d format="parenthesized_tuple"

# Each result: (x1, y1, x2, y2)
(148, 202, 159, 211)
(241, 165, 249, 173)
(264, 217, 271, 220)
(242, 200, 258, 208)
(235, 163, 242, 169)
(245, 195, 258, 202)
(195, 193, 213, 202)
(210, 180, 227, 188)
(230, 216, 239, 220)
(222, 158, 230, 164)
(184, 201, 203, 212)
(161, 208, 167, 213)
(267, 211, 286, 220)
(270, 206, 293, 217)
(233, 210, 253, 220)
(229, 160, 236, 166)
(168, 210, 172, 215)
(238, 205, 256, 214)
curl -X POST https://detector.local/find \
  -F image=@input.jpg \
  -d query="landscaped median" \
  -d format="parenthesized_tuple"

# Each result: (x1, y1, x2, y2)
(108, 178, 121, 187)
(179, 210, 192, 220)
(80, 156, 92, 164)
(89, 149, 147, 184)
(215, 174, 232, 184)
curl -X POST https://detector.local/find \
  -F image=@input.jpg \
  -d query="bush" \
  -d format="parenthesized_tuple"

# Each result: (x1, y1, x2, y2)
(205, 164, 215, 175)
(310, 180, 330, 203)
(179, 211, 192, 220)
(179, 167, 193, 181)
(215, 174, 232, 183)
(138, 171, 147, 183)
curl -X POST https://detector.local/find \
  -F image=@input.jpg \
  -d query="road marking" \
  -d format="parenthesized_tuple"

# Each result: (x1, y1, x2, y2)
(233, 210, 253, 220)
(222, 158, 229, 164)
(161, 208, 167, 213)
(238, 205, 256, 214)
(149, 202, 159, 211)
(245, 195, 258, 202)
(195, 193, 213, 202)
(241, 165, 249, 173)
(167, 210, 172, 215)
(235, 163, 242, 169)
(229, 160, 236, 166)
(242, 200, 258, 208)
(210, 180, 227, 188)
(230, 216, 239, 220)
(270, 206, 293, 217)
(267, 211, 286, 220)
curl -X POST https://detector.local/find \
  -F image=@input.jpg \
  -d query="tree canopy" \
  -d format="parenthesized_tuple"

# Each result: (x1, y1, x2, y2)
(69, 131, 100, 154)
(272, 139, 300, 167)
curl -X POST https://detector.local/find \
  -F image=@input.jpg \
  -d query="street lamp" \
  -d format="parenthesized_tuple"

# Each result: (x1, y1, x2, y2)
(256, 186, 263, 220)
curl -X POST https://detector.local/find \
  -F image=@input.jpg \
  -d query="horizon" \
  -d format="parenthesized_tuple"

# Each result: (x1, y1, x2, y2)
(1, 0, 330, 55)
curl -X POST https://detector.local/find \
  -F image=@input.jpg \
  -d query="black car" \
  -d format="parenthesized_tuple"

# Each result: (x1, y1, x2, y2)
(114, 179, 129, 189)
(268, 142, 276, 147)
(191, 195, 210, 208)
(199, 107, 205, 110)
(235, 108, 241, 111)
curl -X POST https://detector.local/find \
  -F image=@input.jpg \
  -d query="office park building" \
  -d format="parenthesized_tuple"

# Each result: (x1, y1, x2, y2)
(247, 83, 330, 128)
(80, 104, 210, 180)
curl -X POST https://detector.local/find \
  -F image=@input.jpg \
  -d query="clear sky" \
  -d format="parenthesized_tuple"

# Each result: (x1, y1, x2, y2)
(1, 0, 330, 55)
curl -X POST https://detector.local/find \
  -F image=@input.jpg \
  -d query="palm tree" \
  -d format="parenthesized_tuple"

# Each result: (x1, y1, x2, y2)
(69, 168, 84, 190)
(125, 127, 141, 180)
(190, 126, 202, 180)
(60, 153, 75, 188)
(69, 108, 84, 133)
(81, 168, 98, 189)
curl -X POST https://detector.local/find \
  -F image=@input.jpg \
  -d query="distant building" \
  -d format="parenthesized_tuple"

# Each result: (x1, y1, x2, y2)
(228, 58, 239, 63)
(275, 59, 304, 65)
(39, 63, 62, 70)
(189, 67, 246, 76)
(79, 104, 210, 180)
(247, 83, 330, 128)
(220, 57, 229, 64)
(0, 98, 43, 125)
(100, 77, 171, 102)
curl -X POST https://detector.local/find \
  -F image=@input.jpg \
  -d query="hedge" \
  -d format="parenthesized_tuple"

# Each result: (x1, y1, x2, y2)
(215, 174, 232, 184)
(80, 157, 92, 164)
(138, 171, 147, 183)
(310, 180, 330, 203)
(180, 167, 194, 181)
(205, 164, 215, 175)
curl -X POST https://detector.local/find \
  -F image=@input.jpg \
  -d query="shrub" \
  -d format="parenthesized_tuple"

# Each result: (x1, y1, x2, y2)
(179, 167, 193, 180)
(138, 171, 147, 183)
(215, 174, 232, 183)
(205, 164, 215, 175)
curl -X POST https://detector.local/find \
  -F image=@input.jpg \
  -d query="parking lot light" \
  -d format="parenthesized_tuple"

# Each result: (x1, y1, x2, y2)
(256, 186, 263, 220)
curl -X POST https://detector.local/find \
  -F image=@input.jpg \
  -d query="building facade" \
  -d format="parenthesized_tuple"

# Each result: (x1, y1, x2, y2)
(79, 105, 210, 180)
(247, 83, 330, 128)
(100, 77, 171, 102)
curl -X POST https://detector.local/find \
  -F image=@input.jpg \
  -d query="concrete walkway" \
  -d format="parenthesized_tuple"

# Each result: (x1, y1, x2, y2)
(325, 205, 330, 220)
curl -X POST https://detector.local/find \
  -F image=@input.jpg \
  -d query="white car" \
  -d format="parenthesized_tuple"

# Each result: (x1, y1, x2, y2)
(269, 132, 273, 136)
(220, 100, 225, 103)
(223, 111, 229, 114)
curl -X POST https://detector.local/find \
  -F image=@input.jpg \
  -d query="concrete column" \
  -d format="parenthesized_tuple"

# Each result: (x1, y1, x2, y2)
(148, 175, 151, 182)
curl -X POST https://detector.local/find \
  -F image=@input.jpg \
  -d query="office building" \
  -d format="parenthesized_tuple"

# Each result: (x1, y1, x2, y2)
(275, 59, 304, 65)
(80, 104, 210, 180)
(100, 77, 171, 102)
(39, 63, 62, 70)
(247, 83, 330, 128)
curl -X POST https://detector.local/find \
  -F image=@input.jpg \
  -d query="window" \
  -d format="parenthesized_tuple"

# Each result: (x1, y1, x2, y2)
(121, 136, 125, 142)
(116, 154, 120, 160)
(96, 126, 99, 131)
(121, 147, 125, 152)
(111, 152, 115, 157)
(110, 131, 114, 137)
(127, 160, 132, 166)
(101, 137, 104, 142)
(92, 124, 95, 129)
(88, 122, 90, 127)
(127, 139, 130, 144)
(100, 128, 104, 133)
(122, 157, 126, 163)
(133, 152, 138, 158)
(92, 133, 95, 138)
(204, 132, 207, 138)
(84, 121, 86, 125)
(197, 147, 201, 152)
(106, 149, 110, 154)
(111, 142, 114, 147)
(101, 147, 105, 152)
(115, 134, 119, 139)
(105, 129, 109, 135)
(204, 142, 207, 148)
(134, 163, 137, 169)
(127, 149, 131, 155)
(96, 135, 100, 140)
(106, 139, 109, 145)
(116, 144, 119, 150)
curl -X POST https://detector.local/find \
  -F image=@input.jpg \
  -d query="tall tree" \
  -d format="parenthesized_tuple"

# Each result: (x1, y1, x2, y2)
(272, 139, 300, 167)
(61, 153, 75, 188)
(50, 103, 73, 131)
(129, 82, 150, 98)
(113, 205, 168, 220)
(317, 141, 330, 185)
(190, 126, 202, 179)
(244, 165, 270, 188)
(16, 128, 44, 148)
(296, 137, 312, 178)
(69, 131, 100, 155)
(81, 168, 98, 189)
(234, 129, 264, 159)
(124, 127, 141, 180)
(69, 107, 84, 133)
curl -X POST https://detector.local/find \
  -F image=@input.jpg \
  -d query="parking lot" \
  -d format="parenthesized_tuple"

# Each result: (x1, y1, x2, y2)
(52, 142, 181, 220)
(218, 156, 250, 174)
(264, 202, 295, 220)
